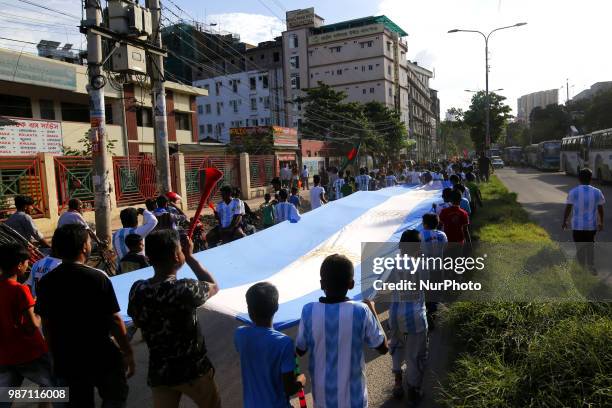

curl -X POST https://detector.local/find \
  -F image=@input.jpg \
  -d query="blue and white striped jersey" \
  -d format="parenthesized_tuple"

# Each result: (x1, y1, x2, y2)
(355, 174, 371, 191)
(112, 210, 158, 266)
(216, 199, 242, 228)
(333, 178, 345, 199)
(27, 256, 62, 297)
(273, 202, 301, 223)
(420, 229, 448, 257)
(296, 300, 385, 408)
(567, 185, 605, 230)
(388, 292, 427, 336)
(385, 175, 397, 187)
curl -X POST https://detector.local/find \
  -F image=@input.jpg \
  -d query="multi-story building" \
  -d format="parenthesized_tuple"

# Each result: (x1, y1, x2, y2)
(281, 8, 438, 160)
(193, 66, 285, 143)
(517, 89, 559, 125)
(406, 61, 436, 160)
(572, 81, 612, 102)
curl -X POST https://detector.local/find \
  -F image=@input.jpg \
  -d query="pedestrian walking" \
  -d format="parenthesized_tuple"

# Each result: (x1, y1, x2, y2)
(301, 165, 309, 190)
(309, 175, 327, 210)
(274, 189, 301, 224)
(562, 168, 605, 272)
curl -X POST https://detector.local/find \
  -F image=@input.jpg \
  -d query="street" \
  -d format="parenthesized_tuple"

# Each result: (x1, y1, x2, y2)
(495, 167, 612, 241)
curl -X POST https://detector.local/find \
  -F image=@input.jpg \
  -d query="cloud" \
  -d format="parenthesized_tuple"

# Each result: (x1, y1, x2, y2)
(207, 13, 284, 45)
(378, 0, 612, 115)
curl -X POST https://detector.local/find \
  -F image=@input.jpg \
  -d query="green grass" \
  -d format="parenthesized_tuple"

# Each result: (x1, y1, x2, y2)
(438, 176, 612, 408)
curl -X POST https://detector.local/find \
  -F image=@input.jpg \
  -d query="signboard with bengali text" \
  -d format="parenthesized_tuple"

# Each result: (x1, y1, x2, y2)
(308, 23, 384, 46)
(286, 8, 315, 29)
(0, 117, 63, 156)
(229, 126, 298, 148)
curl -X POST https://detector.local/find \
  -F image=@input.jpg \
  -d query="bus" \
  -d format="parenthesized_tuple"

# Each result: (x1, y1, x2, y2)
(535, 140, 561, 170)
(560, 135, 584, 176)
(502, 146, 523, 166)
(562, 129, 612, 181)
(524, 144, 538, 167)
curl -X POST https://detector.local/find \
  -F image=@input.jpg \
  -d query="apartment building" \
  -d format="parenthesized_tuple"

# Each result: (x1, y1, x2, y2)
(517, 89, 559, 125)
(193, 66, 285, 143)
(407, 61, 436, 160)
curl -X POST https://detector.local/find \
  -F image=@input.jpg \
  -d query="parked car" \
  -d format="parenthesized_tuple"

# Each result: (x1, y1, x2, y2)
(492, 156, 505, 169)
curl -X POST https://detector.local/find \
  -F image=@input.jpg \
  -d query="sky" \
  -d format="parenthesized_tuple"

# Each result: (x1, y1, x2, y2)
(2, 0, 611, 116)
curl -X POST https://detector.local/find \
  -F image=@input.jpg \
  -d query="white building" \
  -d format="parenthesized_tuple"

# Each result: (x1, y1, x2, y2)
(194, 68, 285, 143)
(517, 89, 559, 125)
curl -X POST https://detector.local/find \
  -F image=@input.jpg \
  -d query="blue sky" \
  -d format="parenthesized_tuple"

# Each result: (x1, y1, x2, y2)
(2, 0, 611, 117)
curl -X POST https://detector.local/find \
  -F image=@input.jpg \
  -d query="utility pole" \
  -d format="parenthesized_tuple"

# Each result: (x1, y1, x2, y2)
(85, 0, 112, 246)
(566, 78, 570, 104)
(147, 0, 172, 193)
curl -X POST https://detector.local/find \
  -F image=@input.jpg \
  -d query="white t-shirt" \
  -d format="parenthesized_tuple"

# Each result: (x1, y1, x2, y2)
(27, 256, 62, 297)
(310, 185, 326, 209)
(57, 211, 88, 228)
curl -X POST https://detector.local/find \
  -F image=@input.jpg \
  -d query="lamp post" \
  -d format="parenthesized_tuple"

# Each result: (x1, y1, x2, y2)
(449, 23, 526, 154)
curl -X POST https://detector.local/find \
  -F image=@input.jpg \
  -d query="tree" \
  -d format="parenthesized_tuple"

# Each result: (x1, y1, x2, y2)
(362, 101, 408, 162)
(439, 108, 473, 158)
(63, 132, 117, 156)
(583, 88, 612, 131)
(505, 121, 529, 146)
(463, 91, 513, 152)
(527, 104, 570, 143)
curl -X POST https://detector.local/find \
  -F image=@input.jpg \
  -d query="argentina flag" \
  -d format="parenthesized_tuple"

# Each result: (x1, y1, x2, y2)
(110, 182, 446, 330)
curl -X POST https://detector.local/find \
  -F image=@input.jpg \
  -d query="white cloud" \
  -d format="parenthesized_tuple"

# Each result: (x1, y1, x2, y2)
(207, 13, 284, 45)
(378, 0, 612, 115)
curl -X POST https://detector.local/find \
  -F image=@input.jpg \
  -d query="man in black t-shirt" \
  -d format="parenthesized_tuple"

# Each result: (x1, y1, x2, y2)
(477, 153, 493, 182)
(35, 224, 134, 408)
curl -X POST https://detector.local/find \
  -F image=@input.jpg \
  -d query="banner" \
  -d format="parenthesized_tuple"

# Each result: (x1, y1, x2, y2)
(0, 118, 63, 156)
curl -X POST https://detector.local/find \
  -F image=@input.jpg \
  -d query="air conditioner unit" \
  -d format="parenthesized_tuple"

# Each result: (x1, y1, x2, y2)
(112, 44, 147, 74)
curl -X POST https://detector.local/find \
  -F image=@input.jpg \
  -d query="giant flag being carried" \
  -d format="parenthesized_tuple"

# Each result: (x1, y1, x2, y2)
(111, 182, 443, 330)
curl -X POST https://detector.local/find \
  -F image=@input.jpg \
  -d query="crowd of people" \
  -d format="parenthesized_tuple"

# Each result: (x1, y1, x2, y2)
(1, 152, 604, 408)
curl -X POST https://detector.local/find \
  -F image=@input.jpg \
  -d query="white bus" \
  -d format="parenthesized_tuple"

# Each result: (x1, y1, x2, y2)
(560, 135, 584, 176)
(561, 128, 612, 181)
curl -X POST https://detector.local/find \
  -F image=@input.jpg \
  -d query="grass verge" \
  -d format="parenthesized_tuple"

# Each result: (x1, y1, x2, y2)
(437, 176, 612, 407)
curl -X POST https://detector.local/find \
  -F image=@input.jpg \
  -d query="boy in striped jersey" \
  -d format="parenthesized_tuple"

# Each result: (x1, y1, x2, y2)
(333, 170, 346, 200)
(355, 168, 372, 191)
(389, 230, 429, 402)
(296, 254, 388, 408)
(274, 189, 301, 224)
(27, 252, 61, 298)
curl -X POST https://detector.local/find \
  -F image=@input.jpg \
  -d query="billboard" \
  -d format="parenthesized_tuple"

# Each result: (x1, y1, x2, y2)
(0, 118, 63, 156)
(229, 126, 298, 148)
(0, 49, 77, 91)
(286, 8, 315, 29)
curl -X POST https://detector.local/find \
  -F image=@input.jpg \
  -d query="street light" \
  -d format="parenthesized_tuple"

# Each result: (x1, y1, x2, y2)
(449, 22, 527, 153)
(465, 88, 504, 93)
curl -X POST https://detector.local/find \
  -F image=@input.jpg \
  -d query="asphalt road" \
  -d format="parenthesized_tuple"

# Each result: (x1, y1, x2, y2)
(495, 167, 612, 241)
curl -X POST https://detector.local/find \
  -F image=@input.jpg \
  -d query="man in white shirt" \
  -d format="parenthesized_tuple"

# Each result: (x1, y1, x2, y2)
(300, 165, 309, 190)
(112, 206, 158, 266)
(281, 165, 291, 188)
(57, 198, 88, 228)
(563, 168, 605, 271)
(207, 186, 246, 247)
(310, 175, 327, 210)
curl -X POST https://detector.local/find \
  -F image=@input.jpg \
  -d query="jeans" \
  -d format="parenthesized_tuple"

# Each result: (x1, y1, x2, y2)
(0, 354, 54, 408)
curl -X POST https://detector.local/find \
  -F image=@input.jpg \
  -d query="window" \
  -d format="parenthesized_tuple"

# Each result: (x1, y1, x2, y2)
(250, 98, 257, 111)
(370, 88, 374, 94)
(207, 124, 213, 134)
(136, 107, 153, 127)
(105, 104, 113, 125)
(387, 41, 392, 51)
(263, 96, 270, 109)
(388, 65, 392, 75)
(199, 125, 204, 135)
(262, 75, 269, 89)
(273, 52, 280, 62)
(205, 104, 211, 114)
(215, 82, 221, 96)
(197, 105, 203, 114)
(291, 73, 300, 89)
(0, 94, 31, 118)
(330, 46, 341, 53)
(260, 54, 265, 60)
(362, 89, 366, 94)
(203, 84, 210, 92)
(264, 117, 271, 125)
(231, 100, 238, 113)
(216, 102, 223, 115)
(232, 80, 238, 93)
(253, 119, 259, 126)
(288, 33, 298, 48)
(368, 65, 373, 70)
(61, 102, 89, 122)
(39, 99, 55, 120)
(290, 56, 300, 69)
(388, 88, 393, 97)
(336, 69, 342, 75)
(249, 77, 256, 90)
(362, 65, 365, 72)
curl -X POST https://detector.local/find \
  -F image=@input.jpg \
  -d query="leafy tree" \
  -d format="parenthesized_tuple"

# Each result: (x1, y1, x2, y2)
(583, 88, 612, 131)
(505, 121, 529, 146)
(463, 91, 513, 152)
(439, 108, 473, 158)
(362, 101, 408, 162)
(63, 132, 117, 156)
(528, 104, 570, 143)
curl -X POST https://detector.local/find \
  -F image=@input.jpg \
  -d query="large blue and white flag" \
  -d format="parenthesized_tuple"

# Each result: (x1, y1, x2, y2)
(110, 182, 445, 330)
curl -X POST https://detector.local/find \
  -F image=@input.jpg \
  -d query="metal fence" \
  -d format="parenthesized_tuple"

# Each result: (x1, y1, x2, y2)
(249, 155, 277, 188)
(54, 156, 94, 214)
(183, 155, 240, 209)
(0, 156, 46, 220)
(112, 155, 158, 207)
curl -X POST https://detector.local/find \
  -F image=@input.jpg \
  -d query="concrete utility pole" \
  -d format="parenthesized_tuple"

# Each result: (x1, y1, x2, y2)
(147, 0, 172, 193)
(85, 0, 112, 246)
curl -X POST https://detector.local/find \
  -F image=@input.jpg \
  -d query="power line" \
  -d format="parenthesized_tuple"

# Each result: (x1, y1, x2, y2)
(17, 0, 81, 19)
(0, 0, 78, 21)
